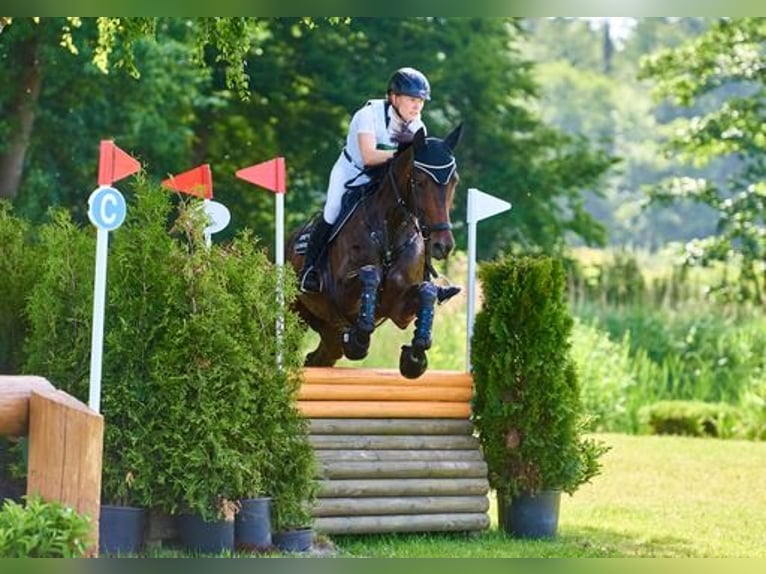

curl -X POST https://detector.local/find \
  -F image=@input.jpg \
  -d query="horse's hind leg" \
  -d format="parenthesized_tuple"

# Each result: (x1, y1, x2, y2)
(305, 324, 344, 367)
(399, 281, 438, 379)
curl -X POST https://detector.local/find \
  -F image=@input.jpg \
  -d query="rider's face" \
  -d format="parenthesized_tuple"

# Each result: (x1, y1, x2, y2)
(391, 94, 425, 122)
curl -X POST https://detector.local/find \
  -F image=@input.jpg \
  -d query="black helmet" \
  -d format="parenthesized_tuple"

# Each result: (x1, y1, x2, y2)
(388, 67, 431, 101)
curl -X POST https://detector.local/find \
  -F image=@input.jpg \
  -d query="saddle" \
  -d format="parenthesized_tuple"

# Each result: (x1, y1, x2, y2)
(293, 164, 386, 255)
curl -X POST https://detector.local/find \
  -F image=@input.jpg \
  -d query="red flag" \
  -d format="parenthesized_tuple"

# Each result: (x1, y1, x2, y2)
(98, 140, 141, 186)
(235, 157, 286, 194)
(162, 164, 213, 199)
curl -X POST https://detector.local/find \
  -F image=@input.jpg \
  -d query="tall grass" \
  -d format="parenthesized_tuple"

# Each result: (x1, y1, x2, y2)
(569, 247, 766, 437)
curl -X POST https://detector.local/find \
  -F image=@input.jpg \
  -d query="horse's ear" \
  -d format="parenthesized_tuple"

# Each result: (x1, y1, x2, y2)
(444, 123, 463, 152)
(413, 127, 426, 149)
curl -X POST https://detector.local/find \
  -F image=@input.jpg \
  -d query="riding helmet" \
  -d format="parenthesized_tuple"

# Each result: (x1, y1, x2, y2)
(388, 67, 431, 101)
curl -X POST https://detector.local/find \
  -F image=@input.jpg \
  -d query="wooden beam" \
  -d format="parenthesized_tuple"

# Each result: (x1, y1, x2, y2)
(318, 478, 489, 497)
(314, 496, 490, 517)
(310, 434, 479, 450)
(298, 384, 472, 402)
(298, 401, 470, 419)
(317, 460, 488, 479)
(314, 512, 490, 534)
(315, 449, 483, 462)
(0, 376, 55, 436)
(302, 367, 472, 387)
(309, 418, 473, 436)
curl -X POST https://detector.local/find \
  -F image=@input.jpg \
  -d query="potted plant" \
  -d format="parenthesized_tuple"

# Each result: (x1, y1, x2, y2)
(136, 189, 312, 554)
(96, 178, 183, 555)
(270, 489, 315, 553)
(20, 181, 316, 554)
(471, 255, 608, 538)
(16, 207, 148, 555)
(19, 180, 182, 554)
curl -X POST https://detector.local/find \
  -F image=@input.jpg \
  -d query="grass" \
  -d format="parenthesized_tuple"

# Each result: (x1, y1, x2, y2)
(328, 433, 766, 558)
(137, 433, 765, 558)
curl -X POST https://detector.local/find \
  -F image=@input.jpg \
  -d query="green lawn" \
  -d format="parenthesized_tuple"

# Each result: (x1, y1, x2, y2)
(329, 433, 766, 557)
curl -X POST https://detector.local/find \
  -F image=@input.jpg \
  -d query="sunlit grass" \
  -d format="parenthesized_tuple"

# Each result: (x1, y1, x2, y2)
(330, 433, 766, 557)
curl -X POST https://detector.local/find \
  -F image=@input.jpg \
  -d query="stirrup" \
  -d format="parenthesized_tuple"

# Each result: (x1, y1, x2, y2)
(299, 266, 322, 293)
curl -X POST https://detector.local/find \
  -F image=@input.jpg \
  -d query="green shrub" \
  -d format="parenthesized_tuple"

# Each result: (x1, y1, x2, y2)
(471, 255, 608, 498)
(144, 200, 314, 523)
(0, 495, 91, 557)
(0, 201, 42, 374)
(20, 181, 316, 527)
(639, 400, 739, 438)
(22, 208, 94, 402)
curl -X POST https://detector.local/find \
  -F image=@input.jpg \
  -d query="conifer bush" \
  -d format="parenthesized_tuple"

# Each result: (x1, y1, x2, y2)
(20, 180, 315, 526)
(471, 255, 608, 499)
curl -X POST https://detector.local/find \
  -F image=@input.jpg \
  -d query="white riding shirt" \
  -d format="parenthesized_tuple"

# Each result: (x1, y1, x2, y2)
(323, 99, 426, 224)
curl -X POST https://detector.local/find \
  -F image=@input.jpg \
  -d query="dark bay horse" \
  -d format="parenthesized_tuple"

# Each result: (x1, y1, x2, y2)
(286, 125, 462, 379)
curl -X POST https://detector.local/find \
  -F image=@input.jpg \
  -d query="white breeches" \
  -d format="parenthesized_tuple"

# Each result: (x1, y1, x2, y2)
(322, 155, 369, 224)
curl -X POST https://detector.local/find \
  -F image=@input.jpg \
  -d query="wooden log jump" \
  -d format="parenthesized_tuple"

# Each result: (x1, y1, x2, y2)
(298, 367, 473, 419)
(0, 376, 103, 555)
(300, 367, 489, 535)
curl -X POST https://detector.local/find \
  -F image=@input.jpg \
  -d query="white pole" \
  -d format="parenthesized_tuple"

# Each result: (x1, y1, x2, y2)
(88, 228, 109, 413)
(275, 192, 285, 368)
(203, 198, 212, 249)
(466, 191, 478, 373)
(464, 187, 511, 372)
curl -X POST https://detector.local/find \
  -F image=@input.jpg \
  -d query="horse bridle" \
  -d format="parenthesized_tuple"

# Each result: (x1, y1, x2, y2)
(387, 157, 455, 241)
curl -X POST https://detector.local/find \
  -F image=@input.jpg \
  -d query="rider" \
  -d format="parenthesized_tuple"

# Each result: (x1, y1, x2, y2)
(298, 66, 461, 304)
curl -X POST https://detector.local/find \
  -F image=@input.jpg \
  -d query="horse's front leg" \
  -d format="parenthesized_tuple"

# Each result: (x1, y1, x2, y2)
(342, 264, 381, 360)
(399, 281, 438, 379)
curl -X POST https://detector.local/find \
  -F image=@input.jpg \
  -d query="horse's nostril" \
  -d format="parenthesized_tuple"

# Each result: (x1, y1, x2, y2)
(432, 241, 453, 260)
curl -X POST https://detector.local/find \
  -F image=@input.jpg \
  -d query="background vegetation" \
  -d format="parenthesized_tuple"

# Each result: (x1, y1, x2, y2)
(2, 16, 765, 556)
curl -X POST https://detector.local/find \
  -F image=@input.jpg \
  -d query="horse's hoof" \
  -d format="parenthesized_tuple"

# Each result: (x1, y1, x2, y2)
(399, 345, 428, 379)
(342, 329, 370, 360)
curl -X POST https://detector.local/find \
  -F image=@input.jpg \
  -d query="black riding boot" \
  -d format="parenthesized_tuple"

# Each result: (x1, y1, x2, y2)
(436, 285, 461, 304)
(299, 218, 332, 293)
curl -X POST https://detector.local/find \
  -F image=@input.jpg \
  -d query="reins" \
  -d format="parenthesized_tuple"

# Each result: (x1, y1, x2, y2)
(364, 153, 453, 278)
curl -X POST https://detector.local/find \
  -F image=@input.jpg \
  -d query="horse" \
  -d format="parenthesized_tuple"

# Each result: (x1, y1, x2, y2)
(285, 124, 462, 379)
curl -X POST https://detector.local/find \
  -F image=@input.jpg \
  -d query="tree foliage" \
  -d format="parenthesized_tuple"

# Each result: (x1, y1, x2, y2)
(641, 17, 766, 302)
(1, 17, 615, 259)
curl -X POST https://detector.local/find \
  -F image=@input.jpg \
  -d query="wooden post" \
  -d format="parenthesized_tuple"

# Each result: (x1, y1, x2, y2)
(26, 389, 103, 556)
(0, 378, 103, 557)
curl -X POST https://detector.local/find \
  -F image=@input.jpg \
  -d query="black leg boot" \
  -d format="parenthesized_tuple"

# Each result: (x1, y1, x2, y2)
(299, 219, 332, 293)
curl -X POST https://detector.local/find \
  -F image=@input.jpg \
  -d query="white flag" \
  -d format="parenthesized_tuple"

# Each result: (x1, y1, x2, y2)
(467, 188, 511, 224)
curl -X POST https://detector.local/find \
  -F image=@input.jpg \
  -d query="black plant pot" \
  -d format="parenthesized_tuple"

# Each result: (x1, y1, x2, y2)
(235, 497, 272, 551)
(500, 490, 561, 539)
(177, 513, 235, 555)
(272, 527, 313, 553)
(99, 504, 147, 555)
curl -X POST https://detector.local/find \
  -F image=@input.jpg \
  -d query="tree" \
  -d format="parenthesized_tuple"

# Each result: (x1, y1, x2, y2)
(641, 17, 766, 303)
(0, 17, 285, 202)
(2, 17, 615, 259)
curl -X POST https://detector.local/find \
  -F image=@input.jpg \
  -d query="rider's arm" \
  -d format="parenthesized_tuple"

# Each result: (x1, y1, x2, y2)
(357, 132, 395, 168)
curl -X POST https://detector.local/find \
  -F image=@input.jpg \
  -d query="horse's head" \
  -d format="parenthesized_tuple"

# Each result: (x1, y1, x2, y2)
(409, 123, 462, 260)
